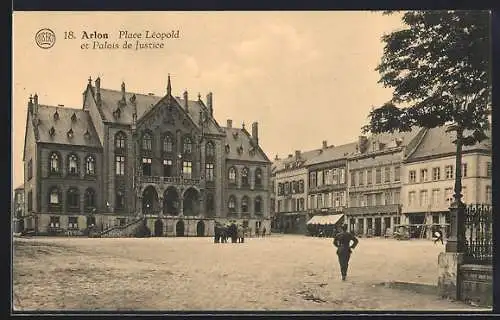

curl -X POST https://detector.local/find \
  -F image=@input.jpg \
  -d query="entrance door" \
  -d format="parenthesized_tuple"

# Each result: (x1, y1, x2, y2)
(176, 220, 185, 236)
(154, 219, 164, 237)
(374, 218, 382, 236)
(384, 217, 391, 234)
(196, 221, 205, 237)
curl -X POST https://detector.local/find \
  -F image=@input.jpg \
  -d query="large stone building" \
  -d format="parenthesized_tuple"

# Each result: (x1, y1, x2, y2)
(272, 149, 316, 234)
(343, 128, 425, 237)
(22, 76, 271, 236)
(306, 141, 357, 233)
(401, 126, 491, 239)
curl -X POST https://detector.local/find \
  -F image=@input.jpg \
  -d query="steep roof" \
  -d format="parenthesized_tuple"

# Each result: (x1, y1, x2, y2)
(306, 142, 359, 166)
(406, 126, 491, 161)
(273, 148, 321, 172)
(35, 105, 102, 148)
(222, 127, 270, 163)
(97, 88, 223, 135)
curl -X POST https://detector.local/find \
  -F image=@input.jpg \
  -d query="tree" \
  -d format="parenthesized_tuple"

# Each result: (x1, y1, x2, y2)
(362, 11, 491, 145)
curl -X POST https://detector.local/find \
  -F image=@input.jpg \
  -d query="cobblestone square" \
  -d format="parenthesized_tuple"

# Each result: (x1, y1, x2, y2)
(13, 235, 485, 311)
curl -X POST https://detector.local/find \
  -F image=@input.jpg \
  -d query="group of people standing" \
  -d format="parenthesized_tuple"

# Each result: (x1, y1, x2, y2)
(213, 222, 267, 244)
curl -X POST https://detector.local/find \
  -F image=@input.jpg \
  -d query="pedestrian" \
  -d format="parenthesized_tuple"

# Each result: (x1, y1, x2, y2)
(262, 227, 266, 237)
(333, 224, 359, 281)
(433, 228, 444, 245)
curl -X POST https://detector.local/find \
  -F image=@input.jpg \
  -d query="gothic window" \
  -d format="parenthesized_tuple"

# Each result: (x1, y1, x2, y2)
(49, 187, 60, 205)
(85, 155, 96, 175)
(163, 159, 173, 177)
(116, 191, 125, 209)
(142, 158, 152, 176)
(50, 152, 60, 173)
(205, 141, 215, 158)
(254, 168, 263, 187)
(228, 195, 237, 213)
(163, 134, 174, 153)
(241, 196, 249, 213)
(84, 188, 96, 209)
(115, 132, 127, 150)
(68, 154, 79, 175)
(228, 167, 237, 184)
(205, 163, 214, 181)
(254, 196, 262, 214)
(183, 161, 192, 179)
(241, 167, 249, 186)
(115, 156, 125, 176)
(142, 132, 153, 151)
(183, 136, 193, 154)
(67, 187, 80, 210)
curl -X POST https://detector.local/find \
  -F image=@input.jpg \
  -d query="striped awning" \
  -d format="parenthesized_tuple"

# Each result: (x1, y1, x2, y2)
(307, 214, 344, 225)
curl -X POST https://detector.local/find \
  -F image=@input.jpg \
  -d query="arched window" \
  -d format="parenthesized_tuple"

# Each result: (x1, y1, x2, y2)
(50, 152, 60, 173)
(142, 132, 153, 150)
(49, 187, 60, 204)
(241, 167, 249, 186)
(228, 195, 236, 213)
(67, 187, 80, 209)
(205, 141, 215, 158)
(68, 154, 79, 175)
(85, 155, 95, 175)
(163, 134, 174, 153)
(228, 167, 237, 184)
(84, 188, 96, 209)
(255, 196, 262, 214)
(241, 196, 249, 213)
(115, 132, 127, 149)
(255, 168, 263, 187)
(183, 136, 192, 154)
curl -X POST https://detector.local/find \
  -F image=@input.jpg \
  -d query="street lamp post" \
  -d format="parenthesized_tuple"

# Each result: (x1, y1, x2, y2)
(445, 91, 466, 253)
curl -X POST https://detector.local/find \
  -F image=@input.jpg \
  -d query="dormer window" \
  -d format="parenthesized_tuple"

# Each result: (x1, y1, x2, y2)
(237, 145, 243, 155)
(113, 108, 121, 119)
(67, 128, 74, 139)
(49, 126, 56, 137)
(71, 113, 77, 122)
(129, 94, 137, 104)
(53, 110, 59, 121)
(232, 131, 239, 139)
(84, 129, 91, 140)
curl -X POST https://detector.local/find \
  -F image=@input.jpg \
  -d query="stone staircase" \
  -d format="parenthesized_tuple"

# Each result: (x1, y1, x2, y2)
(100, 217, 146, 238)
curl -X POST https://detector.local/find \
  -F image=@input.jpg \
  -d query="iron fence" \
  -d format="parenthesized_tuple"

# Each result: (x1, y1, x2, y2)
(464, 204, 492, 264)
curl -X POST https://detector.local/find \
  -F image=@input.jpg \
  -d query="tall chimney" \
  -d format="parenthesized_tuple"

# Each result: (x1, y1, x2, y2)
(183, 90, 188, 111)
(206, 92, 213, 116)
(121, 81, 126, 103)
(28, 95, 33, 114)
(33, 93, 39, 115)
(95, 77, 101, 105)
(295, 150, 301, 159)
(322, 140, 327, 149)
(227, 119, 232, 128)
(252, 122, 259, 144)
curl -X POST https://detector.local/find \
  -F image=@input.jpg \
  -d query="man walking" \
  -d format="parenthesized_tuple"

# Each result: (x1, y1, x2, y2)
(333, 224, 359, 281)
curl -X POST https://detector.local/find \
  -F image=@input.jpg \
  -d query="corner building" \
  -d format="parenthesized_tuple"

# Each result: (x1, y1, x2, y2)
(22, 76, 271, 236)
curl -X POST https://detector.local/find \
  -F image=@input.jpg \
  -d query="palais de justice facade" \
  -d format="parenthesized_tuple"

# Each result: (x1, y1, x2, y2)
(22, 76, 272, 236)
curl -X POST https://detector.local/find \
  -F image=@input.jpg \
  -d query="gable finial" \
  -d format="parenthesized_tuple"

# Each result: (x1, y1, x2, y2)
(88, 76, 92, 85)
(167, 73, 172, 96)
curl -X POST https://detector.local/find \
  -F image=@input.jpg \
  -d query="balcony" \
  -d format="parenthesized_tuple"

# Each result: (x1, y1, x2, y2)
(137, 175, 203, 188)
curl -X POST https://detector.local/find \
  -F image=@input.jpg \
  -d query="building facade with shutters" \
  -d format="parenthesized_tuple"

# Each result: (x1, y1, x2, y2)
(401, 126, 491, 239)
(344, 128, 426, 237)
(22, 76, 271, 236)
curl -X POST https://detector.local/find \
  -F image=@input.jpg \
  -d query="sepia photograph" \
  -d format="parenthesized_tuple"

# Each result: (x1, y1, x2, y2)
(11, 10, 492, 312)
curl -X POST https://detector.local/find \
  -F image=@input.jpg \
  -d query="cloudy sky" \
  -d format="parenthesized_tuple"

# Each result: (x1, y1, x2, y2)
(12, 11, 404, 190)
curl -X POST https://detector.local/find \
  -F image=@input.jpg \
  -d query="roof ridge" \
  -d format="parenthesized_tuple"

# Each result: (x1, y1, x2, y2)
(39, 104, 82, 111)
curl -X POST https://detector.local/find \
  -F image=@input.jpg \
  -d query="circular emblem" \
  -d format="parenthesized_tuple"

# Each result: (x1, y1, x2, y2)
(35, 28, 56, 49)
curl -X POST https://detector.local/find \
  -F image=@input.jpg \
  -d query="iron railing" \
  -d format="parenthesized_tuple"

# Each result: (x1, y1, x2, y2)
(463, 204, 492, 264)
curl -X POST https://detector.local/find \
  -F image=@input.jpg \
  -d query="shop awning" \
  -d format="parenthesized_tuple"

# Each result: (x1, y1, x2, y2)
(307, 214, 344, 225)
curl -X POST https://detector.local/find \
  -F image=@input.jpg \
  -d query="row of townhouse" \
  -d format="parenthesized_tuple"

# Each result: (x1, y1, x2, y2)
(270, 126, 491, 239)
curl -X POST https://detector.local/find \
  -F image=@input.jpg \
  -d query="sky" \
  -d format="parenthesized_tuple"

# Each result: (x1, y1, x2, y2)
(12, 11, 405, 191)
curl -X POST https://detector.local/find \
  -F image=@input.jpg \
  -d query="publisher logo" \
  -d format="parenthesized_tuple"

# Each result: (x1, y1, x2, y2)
(35, 28, 56, 49)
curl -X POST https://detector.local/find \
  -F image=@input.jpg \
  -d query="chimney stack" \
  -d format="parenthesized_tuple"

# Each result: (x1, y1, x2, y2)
(252, 122, 259, 145)
(295, 150, 301, 159)
(322, 140, 327, 149)
(183, 90, 188, 111)
(33, 93, 39, 115)
(28, 95, 33, 114)
(206, 92, 213, 116)
(95, 77, 101, 105)
(121, 81, 126, 103)
(275, 154, 279, 160)
(358, 136, 368, 153)
(227, 119, 232, 128)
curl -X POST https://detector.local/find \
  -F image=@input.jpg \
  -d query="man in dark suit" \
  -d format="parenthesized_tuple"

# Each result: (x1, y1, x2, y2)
(333, 224, 359, 281)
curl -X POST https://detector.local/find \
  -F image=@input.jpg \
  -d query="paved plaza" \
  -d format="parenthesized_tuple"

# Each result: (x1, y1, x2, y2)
(13, 235, 484, 311)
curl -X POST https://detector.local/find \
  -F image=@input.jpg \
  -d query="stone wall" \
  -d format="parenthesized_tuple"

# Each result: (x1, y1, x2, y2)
(459, 264, 493, 307)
